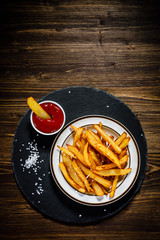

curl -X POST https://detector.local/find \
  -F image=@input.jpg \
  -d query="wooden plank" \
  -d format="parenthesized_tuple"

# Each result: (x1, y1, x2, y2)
(0, 0, 160, 239)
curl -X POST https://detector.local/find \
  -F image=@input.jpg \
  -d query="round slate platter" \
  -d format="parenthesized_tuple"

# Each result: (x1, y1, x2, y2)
(12, 87, 147, 224)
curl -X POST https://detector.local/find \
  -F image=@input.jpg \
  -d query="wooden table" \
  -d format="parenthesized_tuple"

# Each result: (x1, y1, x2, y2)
(0, 0, 160, 239)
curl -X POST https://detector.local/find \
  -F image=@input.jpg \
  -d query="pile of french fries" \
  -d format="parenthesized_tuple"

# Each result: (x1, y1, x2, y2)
(58, 123, 131, 198)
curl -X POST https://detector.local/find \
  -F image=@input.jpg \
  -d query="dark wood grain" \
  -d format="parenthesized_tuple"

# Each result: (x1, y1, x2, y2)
(0, 0, 160, 239)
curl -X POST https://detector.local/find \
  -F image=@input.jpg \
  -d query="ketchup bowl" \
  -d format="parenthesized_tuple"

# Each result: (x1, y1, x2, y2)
(30, 100, 66, 135)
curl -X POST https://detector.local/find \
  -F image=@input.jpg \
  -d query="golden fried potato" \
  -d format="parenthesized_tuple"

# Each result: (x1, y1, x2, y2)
(27, 97, 51, 119)
(91, 181, 104, 196)
(59, 162, 85, 193)
(110, 176, 119, 198)
(73, 127, 83, 146)
(62, 153, 85, 188)
(94, 143, 121, 169)
(72, 160, 94, 194)
(76, 160, 112, 189)
(67, 144, 87, 166)
(57, 146, 76, 158)
(115, 132, 127, 146)
(93, 124, 122, 154)
(93, 168, 131, 176)
(119, 137, 130, 150)
(95, 155, 128, 171)
(58, 123, 131, 198)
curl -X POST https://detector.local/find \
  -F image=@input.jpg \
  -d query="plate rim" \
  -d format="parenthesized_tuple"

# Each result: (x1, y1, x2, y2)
(50, 114, 141, 207)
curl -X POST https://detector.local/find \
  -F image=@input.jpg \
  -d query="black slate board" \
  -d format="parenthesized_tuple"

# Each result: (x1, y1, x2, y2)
(12, 87, 147, 224)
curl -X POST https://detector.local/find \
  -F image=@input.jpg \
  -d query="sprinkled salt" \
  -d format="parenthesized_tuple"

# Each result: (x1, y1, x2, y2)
(36, 189, 41, 195)
(106, 105, 109, 108)
(68, 91, 71, 94)
(86, 174, 90, 179)
(107, 143, 111, 149)
(79, 214, 82, 218)
(24, 153, 40, 169)
(22, 142, 40, 171)
(19, 141, 46, 196)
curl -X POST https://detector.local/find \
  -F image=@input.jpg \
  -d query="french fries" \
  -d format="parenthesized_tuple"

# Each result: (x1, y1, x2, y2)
(110, 176, 119, 198)
(57, 146, 76, 159)
(76, 139, 85, 153)
(93, 124, 122, 154)
(88, 147, 102, 166)
(76, 160, 112, 188)
(94, 143, 122, 169)
(67, 144, 87, 166)
(88, 129, 102, 144)
(115, 132, 127, 146)
(58, 122, 131, 198)
(71, 125, 86, 140)
(119, 149, 127, 159)
(73, 127, 83, 146)
(83, 142, 92, 167)
(62, 153, 85, 189)
(72, 160, 94, 193)
(95, 155, 129, 171)
(91, 181, 104, 196)
(27, 97, 51, 119)
(85, 130, 121, 168)
(93, 168, 131, 177)
(59, 162, 85, 193)
(119, 137, 131, 150)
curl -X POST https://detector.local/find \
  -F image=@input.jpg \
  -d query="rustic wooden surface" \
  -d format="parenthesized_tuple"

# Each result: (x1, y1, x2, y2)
(0, 0, 160, 239)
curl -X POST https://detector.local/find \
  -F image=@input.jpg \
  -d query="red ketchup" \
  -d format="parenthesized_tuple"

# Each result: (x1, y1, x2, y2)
(32, 102, 64, 134)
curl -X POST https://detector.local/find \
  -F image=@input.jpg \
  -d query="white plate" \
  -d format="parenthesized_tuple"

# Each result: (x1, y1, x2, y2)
(50, 115, 140, 206)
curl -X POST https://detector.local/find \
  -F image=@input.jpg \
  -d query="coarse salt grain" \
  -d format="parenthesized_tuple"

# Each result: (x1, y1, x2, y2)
(23, 142, 40, 170)
(24, 153, 39, 169)
(20, 141, 46, 196)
